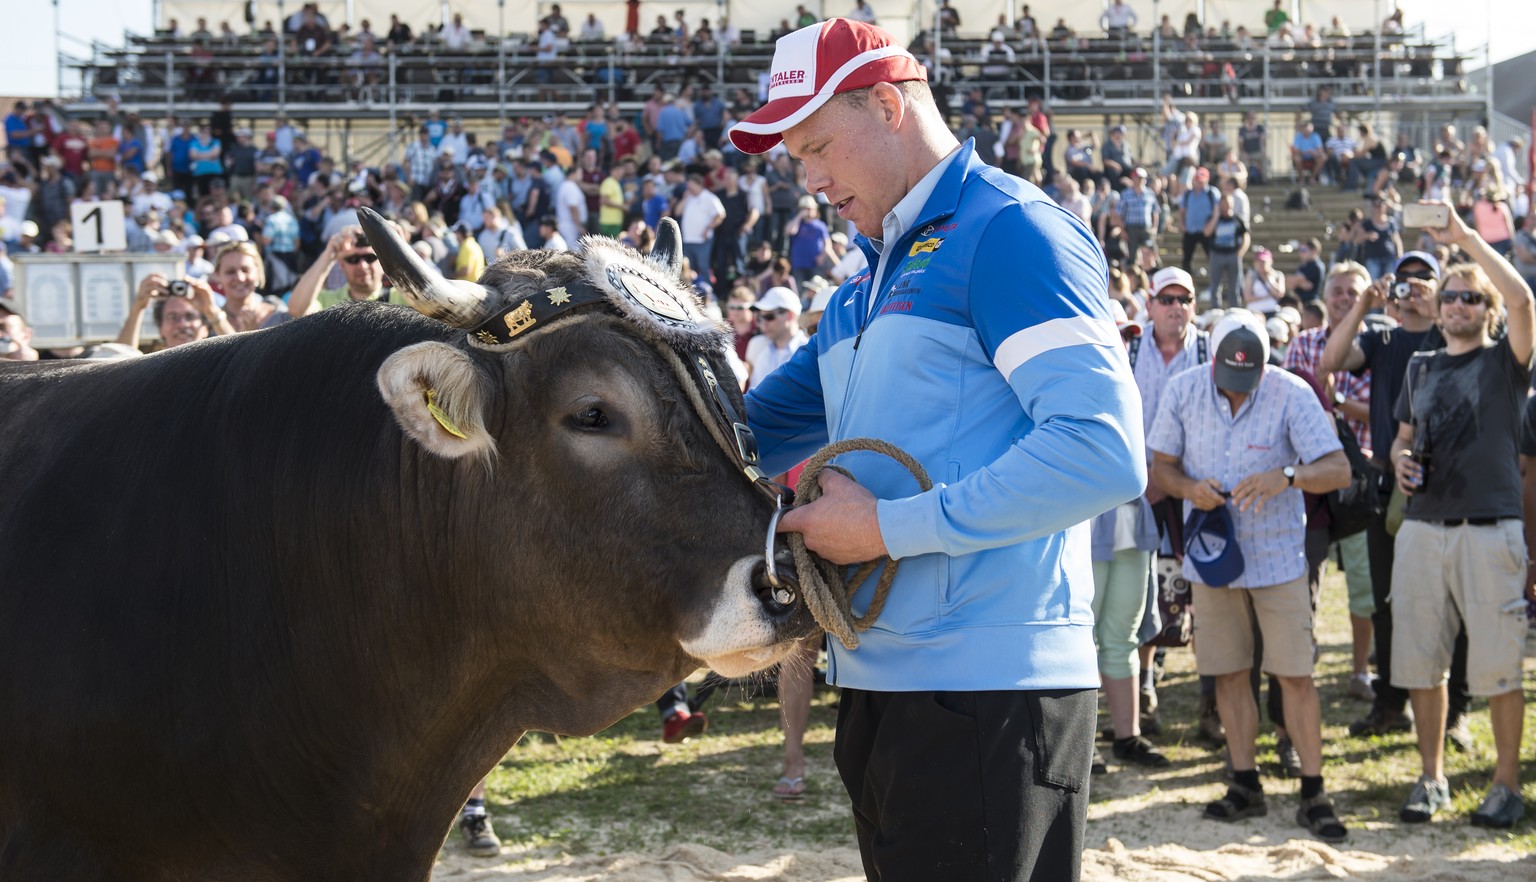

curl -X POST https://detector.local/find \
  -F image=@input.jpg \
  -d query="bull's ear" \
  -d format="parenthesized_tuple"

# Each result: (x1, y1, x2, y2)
(377, 342, 496, 460)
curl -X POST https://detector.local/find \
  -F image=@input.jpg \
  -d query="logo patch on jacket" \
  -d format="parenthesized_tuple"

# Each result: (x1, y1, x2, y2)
(909, 237, 944, 256)
(880, 298, 914, 315)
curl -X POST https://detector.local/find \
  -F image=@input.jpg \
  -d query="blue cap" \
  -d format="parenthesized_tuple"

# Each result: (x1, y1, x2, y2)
(1395, 250, 1441, 278)
(1184, 505, 1246, 587)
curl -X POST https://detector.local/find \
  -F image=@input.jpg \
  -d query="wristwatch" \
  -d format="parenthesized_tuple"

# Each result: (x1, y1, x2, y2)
(1283, 466, 1296, 486)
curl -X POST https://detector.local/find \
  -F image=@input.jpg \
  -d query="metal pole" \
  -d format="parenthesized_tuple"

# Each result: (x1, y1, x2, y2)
(278, 0, 287, 111)
(932, 4, 942, 86)
(388, 53, 398, 155)
(53, 0, 63, 98)
(1151, 0, 1160, 102)
(165, 51, 175, 121)
(497, 0, 507, 125)
(1262, 43, 1271, 167)
(1484, 0, 1493, 128)
(1043, 40, 1051, 103)
(1373, 0, 1382, 126)
(608, 50, 617, 105)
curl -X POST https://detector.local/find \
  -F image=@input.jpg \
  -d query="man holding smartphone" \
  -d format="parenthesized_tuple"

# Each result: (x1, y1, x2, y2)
(1319, 248, 1471, 744)
(1387, 206, 1533, 828)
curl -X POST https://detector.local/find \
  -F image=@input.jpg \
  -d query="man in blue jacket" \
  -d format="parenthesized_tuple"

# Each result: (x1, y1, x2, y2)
(730, 18, 1145, 882)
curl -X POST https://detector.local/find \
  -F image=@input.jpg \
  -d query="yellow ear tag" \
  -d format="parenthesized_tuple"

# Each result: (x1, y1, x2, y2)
(424, 389, 468, 439)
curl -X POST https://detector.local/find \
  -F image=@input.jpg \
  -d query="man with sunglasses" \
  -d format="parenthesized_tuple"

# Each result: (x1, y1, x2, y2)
(1149, 311, 1352, 842)
(1387, 208, 1533, 829)
(1318, 248, 1468, 743)
(744, 286, 806, 391)
(1129, 267, 1224, 741)
(289, 224, 392, 317)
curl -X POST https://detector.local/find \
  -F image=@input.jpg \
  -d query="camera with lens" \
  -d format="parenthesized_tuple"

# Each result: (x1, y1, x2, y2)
(1392, 281, 1413, 301)
(167, 280, 191, 298)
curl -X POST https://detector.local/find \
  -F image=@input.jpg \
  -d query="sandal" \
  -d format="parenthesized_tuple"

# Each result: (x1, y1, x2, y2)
(1203, 781, 1268, 822)
(771, 775, 806, 801)
(1296, 792, 1348, 843)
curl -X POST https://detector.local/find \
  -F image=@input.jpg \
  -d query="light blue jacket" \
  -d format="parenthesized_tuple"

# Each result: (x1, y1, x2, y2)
(745, 141, 1146, 692)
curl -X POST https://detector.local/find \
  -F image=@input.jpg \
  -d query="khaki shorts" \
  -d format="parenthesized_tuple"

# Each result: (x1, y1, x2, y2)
(1192, 575, 1315, 678)
(1389, 519, 1529, 696)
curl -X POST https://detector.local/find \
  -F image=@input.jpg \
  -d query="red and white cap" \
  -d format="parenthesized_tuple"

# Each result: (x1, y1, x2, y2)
(728, 19, 926, 155)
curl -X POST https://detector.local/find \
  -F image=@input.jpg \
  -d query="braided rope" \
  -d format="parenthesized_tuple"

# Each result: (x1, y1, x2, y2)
(786, 438, 932, 650)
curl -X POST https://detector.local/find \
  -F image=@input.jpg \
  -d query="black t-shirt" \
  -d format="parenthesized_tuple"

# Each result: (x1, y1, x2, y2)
(1355, 322, 1443, 463)
(1209, 216, 1247, 253)
(1393, 336, 1531, 520)
(1294, 258, 1325, 302)
(1520, 394, 1536, 457)
(717, 189, 749, 237)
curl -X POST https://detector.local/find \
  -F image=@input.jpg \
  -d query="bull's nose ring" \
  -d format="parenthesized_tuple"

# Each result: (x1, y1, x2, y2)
(764, 500, 786, 588)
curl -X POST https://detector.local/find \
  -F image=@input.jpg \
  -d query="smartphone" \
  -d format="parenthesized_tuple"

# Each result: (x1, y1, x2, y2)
(1402, 202, 1450, 229)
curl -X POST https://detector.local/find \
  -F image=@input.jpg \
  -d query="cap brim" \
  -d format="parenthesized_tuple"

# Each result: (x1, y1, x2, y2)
(1214, 363, 1262, 394)
(728, 52, 926, 154)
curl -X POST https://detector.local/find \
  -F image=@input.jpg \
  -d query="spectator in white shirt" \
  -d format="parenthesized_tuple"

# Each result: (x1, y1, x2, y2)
(847, 0, 877, 24)
(579, 14, 605, 40)
(441, 13, 472, 51)
(744, 286, 807, 390)
(1101, 0, 1139, 36)
(554, 177, 588, 251)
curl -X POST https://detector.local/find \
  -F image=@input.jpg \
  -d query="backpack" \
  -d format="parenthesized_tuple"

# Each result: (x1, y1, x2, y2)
(1325, 410, 1380, 541)
(1285, 187, 1311, 210)
(1127, 328, 1208, 370)
(1131, 332, 1209, 649)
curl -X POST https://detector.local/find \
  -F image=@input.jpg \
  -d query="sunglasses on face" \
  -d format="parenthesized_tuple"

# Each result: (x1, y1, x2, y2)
(757, 309, 789, 321)
(1439, 289, 1486, 306)
(1154, 294, 1194, 306)
(726, 303, 752, 312)
(343, 253, 379, 265)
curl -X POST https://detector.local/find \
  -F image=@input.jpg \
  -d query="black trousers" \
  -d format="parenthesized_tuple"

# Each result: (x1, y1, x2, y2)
(1180, 232, 1210, 274)
(835, 687, 1093, 882)
(1364, 465, 1470, 718)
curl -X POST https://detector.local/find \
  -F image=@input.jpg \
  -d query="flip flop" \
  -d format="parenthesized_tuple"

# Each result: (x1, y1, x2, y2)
(771, 775, 806, 801)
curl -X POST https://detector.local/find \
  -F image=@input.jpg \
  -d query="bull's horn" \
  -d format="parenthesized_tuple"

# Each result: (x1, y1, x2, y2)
(651, 217, 684, 280)
(357, 207, 498, 328)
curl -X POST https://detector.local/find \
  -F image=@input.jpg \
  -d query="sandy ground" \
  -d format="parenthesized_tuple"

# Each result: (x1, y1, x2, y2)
(432, 767, 1536, 881)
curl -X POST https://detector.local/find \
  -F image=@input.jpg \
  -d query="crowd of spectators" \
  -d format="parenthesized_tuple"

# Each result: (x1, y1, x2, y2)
(2, 1, 1534, 842)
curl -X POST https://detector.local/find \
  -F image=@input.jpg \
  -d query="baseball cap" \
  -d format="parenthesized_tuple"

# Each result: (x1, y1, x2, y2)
(728, 19, 926, 155)
(1184, 505, 1246, 587)
(1151, 266, 1195, 298)
(1395, 250, 1441, 278)
(1210, 312, 1268, 394)
(1132, 167, 1148, 179)
(807, 285, 836, 314)
(753, 286, 802, 315)
(1265, 315, 1291, 345)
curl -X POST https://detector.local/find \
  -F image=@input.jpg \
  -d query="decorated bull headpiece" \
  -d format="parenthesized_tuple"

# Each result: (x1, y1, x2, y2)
(357, 208, 788, 507)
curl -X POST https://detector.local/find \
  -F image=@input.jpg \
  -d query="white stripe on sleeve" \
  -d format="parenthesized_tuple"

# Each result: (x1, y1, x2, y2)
(993, 315, 1122, 381)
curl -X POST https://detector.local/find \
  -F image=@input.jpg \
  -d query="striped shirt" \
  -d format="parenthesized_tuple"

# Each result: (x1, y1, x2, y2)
(1147, 364, 1343, 588)
(1118, 185, 1157, 229)
(1282, 325, 1372, 451)
(1131, 327, 1208, 439)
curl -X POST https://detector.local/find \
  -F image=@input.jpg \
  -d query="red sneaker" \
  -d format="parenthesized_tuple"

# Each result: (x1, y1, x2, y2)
(662, 709, 708, 744)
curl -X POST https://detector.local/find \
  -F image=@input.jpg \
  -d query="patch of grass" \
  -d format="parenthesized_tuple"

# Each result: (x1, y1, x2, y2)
(473, 565, 1536, 861)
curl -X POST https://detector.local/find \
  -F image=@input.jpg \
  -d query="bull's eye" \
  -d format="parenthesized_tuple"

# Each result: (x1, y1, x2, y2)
(573, 406, 610, 430)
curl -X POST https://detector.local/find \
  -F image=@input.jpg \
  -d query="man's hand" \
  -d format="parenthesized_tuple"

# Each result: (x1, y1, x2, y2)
(188, 280, 222, 320)
(133, 273, 166, 311)
(1394, 450, 1423, 495)
(1188, 477, 1228, 511)
(776, 469, 888, 565)
(1230, 468, 1288, 512)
